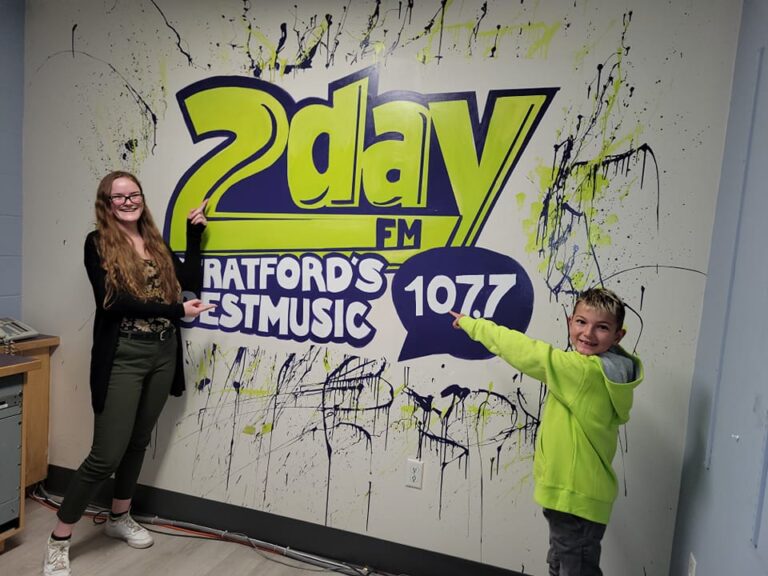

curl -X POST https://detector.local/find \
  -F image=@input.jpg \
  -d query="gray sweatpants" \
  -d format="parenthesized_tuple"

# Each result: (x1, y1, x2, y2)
(57, 335, 177, 524)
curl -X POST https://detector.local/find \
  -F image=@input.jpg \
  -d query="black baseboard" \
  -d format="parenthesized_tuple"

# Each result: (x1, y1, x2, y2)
(45, 465, 526, 576)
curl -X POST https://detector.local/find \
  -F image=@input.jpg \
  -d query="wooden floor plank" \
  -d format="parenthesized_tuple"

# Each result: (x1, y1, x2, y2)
(0, 498, 355, 576)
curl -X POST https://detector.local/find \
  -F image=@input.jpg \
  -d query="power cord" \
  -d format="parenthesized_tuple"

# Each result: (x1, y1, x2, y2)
(31, 485, 403, 576)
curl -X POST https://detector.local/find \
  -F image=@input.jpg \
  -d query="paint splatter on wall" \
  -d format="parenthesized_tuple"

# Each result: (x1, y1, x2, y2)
(174, 340, 541, 530)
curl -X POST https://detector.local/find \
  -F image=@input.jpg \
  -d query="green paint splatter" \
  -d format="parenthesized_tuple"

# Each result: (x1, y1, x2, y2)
(525, 22, 561, 59)
(323, 349, 331, 372)
(418, 18, 561, 64)
(522, 14, 656, 298)
(236, 387, 272, 398)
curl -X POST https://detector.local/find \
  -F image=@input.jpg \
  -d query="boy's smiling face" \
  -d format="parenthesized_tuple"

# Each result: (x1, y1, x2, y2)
(568, 302, 626, 356)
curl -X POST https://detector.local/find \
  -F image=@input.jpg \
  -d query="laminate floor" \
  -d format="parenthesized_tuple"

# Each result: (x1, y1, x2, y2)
(0, 498, 371, 576)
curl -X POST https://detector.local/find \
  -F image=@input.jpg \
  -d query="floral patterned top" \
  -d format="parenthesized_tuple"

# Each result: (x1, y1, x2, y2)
(119, 260, 175, 333)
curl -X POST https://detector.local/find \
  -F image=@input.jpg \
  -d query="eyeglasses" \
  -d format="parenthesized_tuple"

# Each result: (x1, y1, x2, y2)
(109, 192, 144, 206)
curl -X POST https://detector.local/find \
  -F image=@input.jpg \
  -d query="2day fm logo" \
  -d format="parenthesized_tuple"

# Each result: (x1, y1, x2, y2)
(164, 67, 555, 358)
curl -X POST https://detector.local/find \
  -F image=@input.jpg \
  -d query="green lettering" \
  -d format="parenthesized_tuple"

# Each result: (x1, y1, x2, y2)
(362, 100, 430, 208)
(431, 95, 549, 245)
(287, 78, 369, 208)
(170, 85, 289, 250)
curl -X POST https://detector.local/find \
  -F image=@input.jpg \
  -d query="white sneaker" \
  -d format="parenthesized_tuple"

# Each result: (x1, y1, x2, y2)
(43, 536, 71, 576)
(104, 513, 154, 548)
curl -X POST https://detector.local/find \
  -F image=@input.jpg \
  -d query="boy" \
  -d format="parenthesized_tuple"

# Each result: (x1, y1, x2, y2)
(450, 287, 643, 576)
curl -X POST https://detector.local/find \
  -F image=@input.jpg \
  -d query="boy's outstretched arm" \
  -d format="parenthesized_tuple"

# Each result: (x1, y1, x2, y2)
(448, 311, 582, 388)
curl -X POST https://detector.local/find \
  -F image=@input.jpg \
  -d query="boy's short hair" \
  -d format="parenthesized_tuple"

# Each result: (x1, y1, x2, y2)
(574, 287, 626, 328)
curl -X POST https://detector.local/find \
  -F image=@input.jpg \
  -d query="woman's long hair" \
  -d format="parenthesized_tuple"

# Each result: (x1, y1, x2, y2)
(94, 171, 180, 307)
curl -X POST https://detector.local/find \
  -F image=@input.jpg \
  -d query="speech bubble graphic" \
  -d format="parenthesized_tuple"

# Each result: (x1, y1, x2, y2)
(392, 247, 534, 361)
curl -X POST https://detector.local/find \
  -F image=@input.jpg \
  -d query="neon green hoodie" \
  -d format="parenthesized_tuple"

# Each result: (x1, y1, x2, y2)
(458, 316, 643, 524)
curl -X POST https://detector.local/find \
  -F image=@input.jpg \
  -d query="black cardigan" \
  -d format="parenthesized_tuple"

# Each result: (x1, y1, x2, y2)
(84, 221, 204, 413)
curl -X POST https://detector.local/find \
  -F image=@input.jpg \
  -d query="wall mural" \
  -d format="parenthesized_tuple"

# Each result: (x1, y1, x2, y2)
(27, 1, 733, 574)
(177, 342, 543, 528)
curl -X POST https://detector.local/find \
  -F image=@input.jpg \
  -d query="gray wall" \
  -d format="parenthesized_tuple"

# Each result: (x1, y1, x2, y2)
(671, 1, 768, 574)
(0, 0, 24, 319)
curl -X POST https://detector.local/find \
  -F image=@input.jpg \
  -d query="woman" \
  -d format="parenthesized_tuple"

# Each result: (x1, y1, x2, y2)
(44, 171, 214, 576)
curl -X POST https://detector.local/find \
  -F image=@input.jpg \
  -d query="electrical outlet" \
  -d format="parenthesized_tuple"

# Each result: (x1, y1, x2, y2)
(688, 552, 696, 576)
(405, 458, 423, 489)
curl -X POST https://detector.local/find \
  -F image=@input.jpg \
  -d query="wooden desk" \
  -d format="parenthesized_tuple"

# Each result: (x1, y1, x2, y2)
(0, 354, 41, 553)
(8, 335, 60, 486)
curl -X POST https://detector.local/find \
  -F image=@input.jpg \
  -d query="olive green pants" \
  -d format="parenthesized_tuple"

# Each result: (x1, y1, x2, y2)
(57, 335, 177, 524)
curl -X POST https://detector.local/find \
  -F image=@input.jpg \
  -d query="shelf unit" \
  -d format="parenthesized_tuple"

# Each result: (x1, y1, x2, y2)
(9, 335, 60, 486)
(0, 354, 41, 552)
